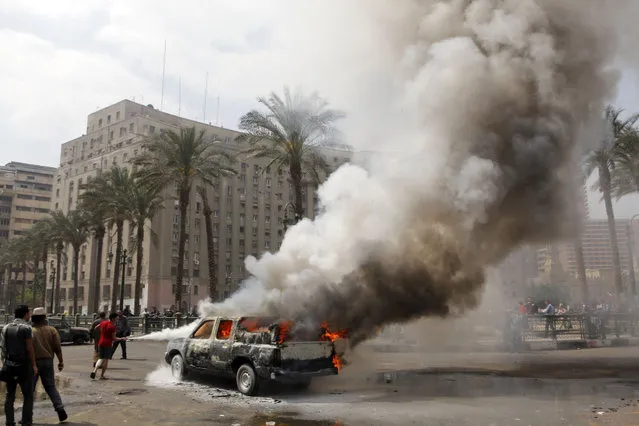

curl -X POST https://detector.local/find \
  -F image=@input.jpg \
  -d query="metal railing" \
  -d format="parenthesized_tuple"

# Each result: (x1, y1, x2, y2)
(0, 314, 200, 336)
(505, 313, 639, 350)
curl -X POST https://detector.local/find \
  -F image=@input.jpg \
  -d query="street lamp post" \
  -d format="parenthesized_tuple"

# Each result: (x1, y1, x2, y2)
(48, 260, 56, 314)
(108, 249, 131, 312)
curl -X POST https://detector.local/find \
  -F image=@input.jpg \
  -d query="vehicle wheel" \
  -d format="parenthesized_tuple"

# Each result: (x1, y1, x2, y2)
(292, 378, 312, 391)
(73, 336, 84, 345)
(170, 354, 188, 381)
(236, 363, 259, 396)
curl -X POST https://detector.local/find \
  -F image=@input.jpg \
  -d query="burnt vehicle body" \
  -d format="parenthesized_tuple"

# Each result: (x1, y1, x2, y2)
(164, 316, 342, 395)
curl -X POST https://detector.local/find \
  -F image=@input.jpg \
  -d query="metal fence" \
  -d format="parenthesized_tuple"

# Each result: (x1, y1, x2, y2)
(0, 314, 199, 336)
(505, 313, 639, 350)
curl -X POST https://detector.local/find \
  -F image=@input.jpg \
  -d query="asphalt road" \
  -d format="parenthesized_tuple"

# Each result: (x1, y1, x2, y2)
(3, 342, 639, 425)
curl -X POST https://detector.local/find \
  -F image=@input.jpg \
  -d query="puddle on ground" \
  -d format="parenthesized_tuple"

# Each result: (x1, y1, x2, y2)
(374, 370, 639, 400)
(251, 415, 343, 426)
(0, 375, 72, 407)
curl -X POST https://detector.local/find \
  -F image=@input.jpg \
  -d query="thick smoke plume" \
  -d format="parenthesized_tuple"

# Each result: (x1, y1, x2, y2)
(192, 0, 630, 346)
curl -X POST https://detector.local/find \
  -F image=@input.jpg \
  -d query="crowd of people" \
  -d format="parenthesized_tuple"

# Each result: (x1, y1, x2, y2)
(0, 304, 135, 425)
(0, 305, 67, 426)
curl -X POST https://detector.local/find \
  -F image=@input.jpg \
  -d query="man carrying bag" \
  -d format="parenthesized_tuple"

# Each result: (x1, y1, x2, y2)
(0, 305, 38, 426)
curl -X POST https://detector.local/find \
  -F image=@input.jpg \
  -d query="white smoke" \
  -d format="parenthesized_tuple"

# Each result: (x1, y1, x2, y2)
(162, 0, 632, 344)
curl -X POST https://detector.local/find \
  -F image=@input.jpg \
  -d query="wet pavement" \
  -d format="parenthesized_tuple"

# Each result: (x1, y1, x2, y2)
(2, 342, 639, 425)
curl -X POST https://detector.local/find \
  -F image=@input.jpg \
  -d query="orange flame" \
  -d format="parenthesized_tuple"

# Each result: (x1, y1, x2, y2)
(320, 322, 348, 342)
(321, 322, 348, 373)
(277, 321, 294, 344)
(332, 353, 344, 372)
(216, 320, 232, 339)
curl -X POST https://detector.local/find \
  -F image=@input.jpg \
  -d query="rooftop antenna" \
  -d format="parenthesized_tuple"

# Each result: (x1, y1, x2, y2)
(178, 75, 182, 117)
(203, 71, 209, 123)
(160, 40, 167, 111)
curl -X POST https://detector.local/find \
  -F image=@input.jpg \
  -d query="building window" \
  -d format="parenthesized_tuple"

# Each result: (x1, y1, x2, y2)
(107, 114, 111, 124)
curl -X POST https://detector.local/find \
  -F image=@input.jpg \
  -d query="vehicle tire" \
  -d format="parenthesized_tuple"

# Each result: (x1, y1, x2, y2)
(73, 336, 84, 345)
(236, 363, 259, 396)
(292, 378, 312, 391)
(170, 354, 188, 381)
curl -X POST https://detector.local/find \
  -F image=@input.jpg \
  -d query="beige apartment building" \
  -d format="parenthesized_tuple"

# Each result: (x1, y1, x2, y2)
(52, 99, 351, 314)
(0, 162, 55, 306)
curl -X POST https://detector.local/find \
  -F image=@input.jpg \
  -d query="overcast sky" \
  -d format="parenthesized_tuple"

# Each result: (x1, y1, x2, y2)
(1, 0, 638, 219)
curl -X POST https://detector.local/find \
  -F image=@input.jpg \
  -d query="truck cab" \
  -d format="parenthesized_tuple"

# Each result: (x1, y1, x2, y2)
(164, 316, 345, 395)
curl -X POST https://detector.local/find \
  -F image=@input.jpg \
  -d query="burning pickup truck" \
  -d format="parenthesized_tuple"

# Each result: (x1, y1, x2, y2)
(164, 316, 347, 395)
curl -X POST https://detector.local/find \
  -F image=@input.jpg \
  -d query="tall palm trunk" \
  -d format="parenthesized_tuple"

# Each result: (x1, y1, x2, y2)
(90, 227, 105, 314)
(599, 164, 624, 301)
(32, 255, 39, 307)
(290, 161, 304, 221)
(175, 188, 190, 311)
(200, 188, 217, 301)
(111, 220, 124, 312)
(54, 242, 62, 313)
(574, 237, 589, 304)
(134, 224, 145, 315)
(72, 246, 80, 314)
(40, 245, 47, 308)
(20, 262, 27, 304)
(5, 263, 12, 312)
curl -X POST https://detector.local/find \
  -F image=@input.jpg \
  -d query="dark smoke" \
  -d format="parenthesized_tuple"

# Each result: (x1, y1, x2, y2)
(199, 0, 632, 346)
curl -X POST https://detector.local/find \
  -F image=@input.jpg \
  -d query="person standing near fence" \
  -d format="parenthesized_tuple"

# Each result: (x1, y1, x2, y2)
(89, 312, 106, 367)
(31, 307, 68, 422)
(0, 305, 37, 426)
(111, 311, 131, 360)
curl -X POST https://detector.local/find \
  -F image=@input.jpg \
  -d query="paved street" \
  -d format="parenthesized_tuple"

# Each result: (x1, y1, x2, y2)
(2, 342, 639, 425)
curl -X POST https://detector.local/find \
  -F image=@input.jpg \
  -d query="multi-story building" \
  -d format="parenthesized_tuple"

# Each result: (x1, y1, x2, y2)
(52, 99, 351, 314)
(0, 162, 55, 306)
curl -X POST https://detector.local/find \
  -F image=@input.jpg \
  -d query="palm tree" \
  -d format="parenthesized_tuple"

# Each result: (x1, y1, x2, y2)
(50, 210, 90, 314)
(133, 127, 236, 311)
(26, 220, 52, 307)
(585, 106, 639, 301)
(78, 203, 107, 315)
(237, 87, 344, 224)
(197, 186, 218, 301)
(80, 166, 135, 312)
(127, 180, 164, 315)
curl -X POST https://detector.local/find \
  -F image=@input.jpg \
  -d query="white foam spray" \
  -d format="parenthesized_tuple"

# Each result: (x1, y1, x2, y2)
(155, 1, 634, 345)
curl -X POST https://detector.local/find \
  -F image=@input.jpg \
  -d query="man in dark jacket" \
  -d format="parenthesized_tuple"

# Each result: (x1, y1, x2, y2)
(111, 311, 131, 360)
(1, 305, 37, 426)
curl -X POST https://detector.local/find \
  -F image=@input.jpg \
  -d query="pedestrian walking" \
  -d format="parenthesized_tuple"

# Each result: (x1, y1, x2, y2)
(90, 312, 106, 367)
(31, 307, 68, 422)
(0, 305, 37, 426)
(112, 311, 131, 360)
(91, 313, 126, 380)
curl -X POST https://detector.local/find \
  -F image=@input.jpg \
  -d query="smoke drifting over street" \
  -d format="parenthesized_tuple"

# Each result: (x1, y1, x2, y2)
(197, 0, 632, 345)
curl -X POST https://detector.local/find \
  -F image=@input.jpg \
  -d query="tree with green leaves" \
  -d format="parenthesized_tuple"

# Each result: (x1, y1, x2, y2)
(78, 201, 108, 315)
(80, 166, 135, 312)
(126, 179, 165, 315)
(50, 210, 90, 314)
(237, 87, 344, 225)
(134, 127, 236, 310)
(585, 106, 639, 301)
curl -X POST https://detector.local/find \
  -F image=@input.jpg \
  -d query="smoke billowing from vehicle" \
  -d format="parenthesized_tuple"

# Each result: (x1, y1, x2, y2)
(196, 0, 631, 345)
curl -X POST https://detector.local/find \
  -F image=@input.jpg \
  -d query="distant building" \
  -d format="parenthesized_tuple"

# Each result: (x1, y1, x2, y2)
(0, 162, 56, 306)
(52, 99, 352, 314)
